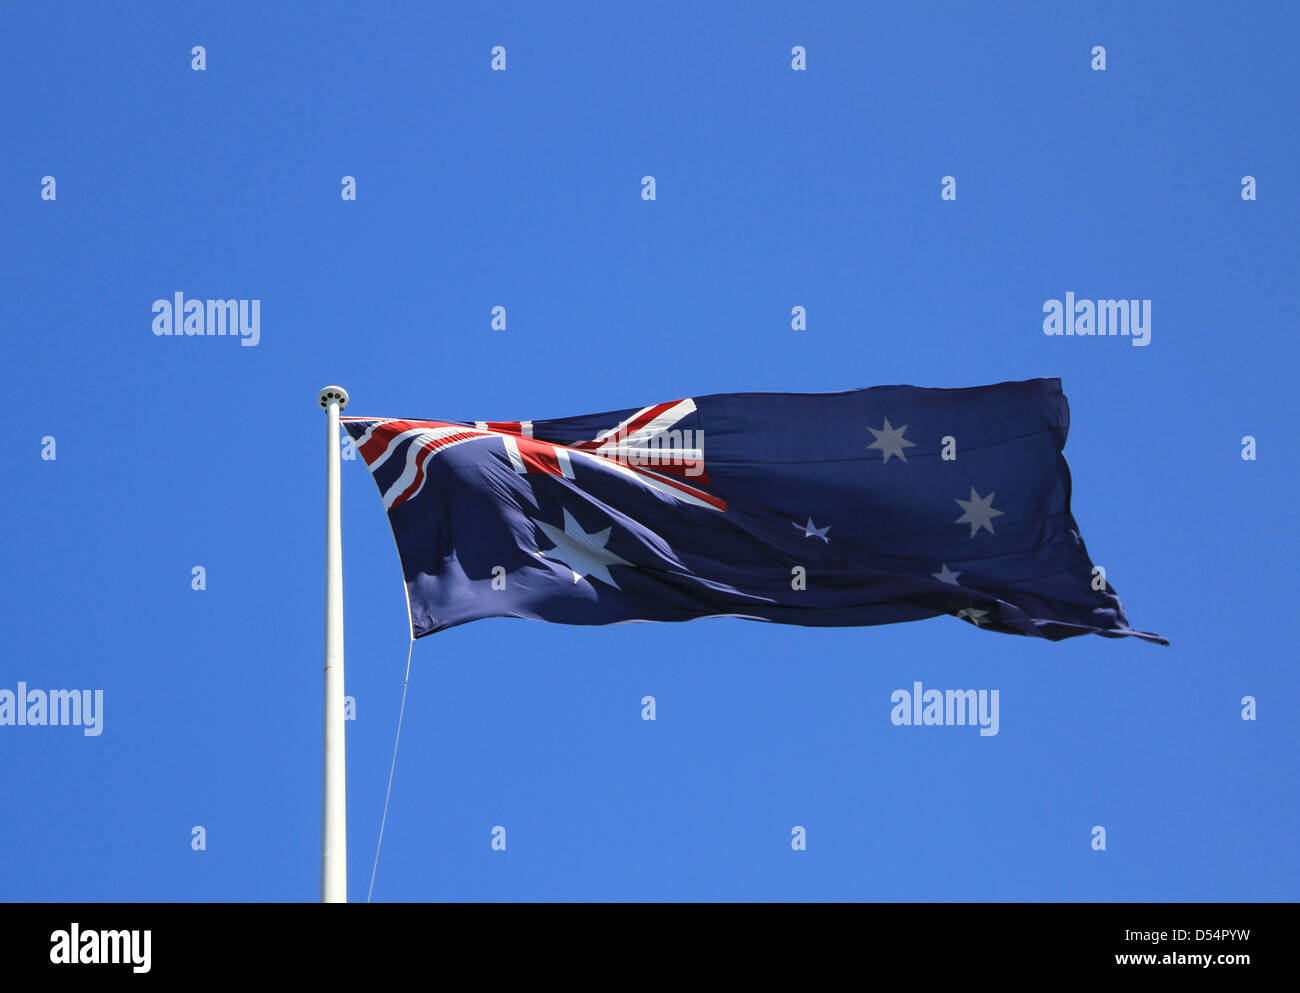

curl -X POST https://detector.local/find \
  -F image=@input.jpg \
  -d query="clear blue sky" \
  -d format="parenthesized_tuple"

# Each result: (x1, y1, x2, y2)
(2, 1, 1296, 901)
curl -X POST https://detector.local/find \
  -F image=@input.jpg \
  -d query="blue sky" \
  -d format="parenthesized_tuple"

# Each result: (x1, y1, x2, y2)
(1, 1, 1296, 901)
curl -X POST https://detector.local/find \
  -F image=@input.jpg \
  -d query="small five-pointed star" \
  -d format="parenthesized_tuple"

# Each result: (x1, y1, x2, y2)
(933, 563, 962, 585)
(867, 417, 916, 463)
(955, 607, 990, 626)
(533, 508, 633, 588)
(792, 517, 831, 542)
(954, 487, 1004, 537)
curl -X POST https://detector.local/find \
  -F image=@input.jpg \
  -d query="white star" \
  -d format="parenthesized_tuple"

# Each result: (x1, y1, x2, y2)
(933, 564, 962, 585)
(792, 517, 831, 542)
(533, 508, 634, 588)
(867, 417, 916, 463)
(954, 487, 1004, 537)
(955, 607, 990, 626)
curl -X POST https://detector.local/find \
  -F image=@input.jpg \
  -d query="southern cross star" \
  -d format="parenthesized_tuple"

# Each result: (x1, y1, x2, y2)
(933, 563, 962, 585)
(792, 518, 831, 542)
(533, 508, 633, 588)
(954, 487, 1004, 537)
(955, 607, 990, 626)
(867, 417, 916, 464)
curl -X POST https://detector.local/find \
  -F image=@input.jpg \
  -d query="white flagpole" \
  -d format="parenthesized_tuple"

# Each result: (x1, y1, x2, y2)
(319, 385, 350, 903)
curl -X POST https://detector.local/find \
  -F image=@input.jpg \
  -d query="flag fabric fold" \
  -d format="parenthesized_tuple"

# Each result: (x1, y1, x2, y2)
(343, 378, 1165, 644)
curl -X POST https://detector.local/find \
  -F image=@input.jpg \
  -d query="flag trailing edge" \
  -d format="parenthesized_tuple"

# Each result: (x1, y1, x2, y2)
(342, 378, 1166, 645)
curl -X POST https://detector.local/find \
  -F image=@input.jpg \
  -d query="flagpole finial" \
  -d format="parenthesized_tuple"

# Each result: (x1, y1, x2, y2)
(318, 385, 349, 410)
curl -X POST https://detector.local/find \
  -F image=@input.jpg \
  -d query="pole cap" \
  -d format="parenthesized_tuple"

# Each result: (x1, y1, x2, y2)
(318, 385, 350, 410)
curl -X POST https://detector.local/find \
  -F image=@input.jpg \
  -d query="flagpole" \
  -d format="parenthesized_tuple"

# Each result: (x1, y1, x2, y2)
(319, 385, 350, 903)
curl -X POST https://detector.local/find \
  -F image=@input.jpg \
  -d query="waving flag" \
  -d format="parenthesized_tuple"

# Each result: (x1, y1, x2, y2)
(343, 378, 1165, 644)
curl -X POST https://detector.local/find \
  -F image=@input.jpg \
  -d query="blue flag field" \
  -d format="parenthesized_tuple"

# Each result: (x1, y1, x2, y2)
(344, 377, 1165, 644)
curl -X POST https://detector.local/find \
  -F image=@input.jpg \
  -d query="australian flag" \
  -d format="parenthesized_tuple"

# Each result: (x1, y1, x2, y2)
(343, 378, 1165, 644)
